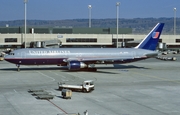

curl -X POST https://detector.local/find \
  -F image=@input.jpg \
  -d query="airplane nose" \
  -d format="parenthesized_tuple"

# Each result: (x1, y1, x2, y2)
(4, 54, 10, 60)
(4, 55, 7, 60)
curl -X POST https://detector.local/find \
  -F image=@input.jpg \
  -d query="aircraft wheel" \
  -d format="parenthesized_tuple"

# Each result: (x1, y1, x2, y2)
(83, 89, 87, 93)
(88, 68, 97, 71)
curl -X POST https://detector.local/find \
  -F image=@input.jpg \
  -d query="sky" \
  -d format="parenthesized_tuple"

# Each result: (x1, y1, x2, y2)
(0, 0, 180, 21)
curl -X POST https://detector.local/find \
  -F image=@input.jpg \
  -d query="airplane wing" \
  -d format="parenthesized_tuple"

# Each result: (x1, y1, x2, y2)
(65, 56, 135, 62)
(82, 57, 135, 61)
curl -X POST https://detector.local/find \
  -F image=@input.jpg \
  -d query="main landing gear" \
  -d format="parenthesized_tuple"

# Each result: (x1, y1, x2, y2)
(80, 68, 97, 72)
(82, 64, 97, 71)
(88, 68, 97, 72)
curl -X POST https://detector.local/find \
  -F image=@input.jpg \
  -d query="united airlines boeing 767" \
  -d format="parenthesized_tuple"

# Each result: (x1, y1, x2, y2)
(4, 23, 164, 71)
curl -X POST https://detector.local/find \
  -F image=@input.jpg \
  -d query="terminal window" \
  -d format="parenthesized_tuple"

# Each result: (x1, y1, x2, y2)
(113, 39, 134, 42)
(124, 39, 134, 42)
(66, 38, 97, 42)
(112, 39, 123, 42)
(5, 38, 17, 42)
(176, 39, 180, 43)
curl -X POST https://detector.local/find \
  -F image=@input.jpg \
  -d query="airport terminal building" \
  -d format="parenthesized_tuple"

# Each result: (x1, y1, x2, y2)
(0, 27, 180, 50)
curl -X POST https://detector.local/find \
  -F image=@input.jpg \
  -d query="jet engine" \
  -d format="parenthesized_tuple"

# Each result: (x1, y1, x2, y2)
(67, 61, 87, 70)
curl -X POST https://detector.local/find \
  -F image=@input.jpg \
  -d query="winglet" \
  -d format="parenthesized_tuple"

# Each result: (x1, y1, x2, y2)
(135, 23, 164, 50)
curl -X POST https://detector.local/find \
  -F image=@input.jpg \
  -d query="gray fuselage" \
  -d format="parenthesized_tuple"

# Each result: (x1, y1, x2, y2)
(4, 48, 157, 65)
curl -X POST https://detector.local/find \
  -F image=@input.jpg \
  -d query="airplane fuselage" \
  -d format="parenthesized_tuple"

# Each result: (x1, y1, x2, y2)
(5, 48, 157, 65)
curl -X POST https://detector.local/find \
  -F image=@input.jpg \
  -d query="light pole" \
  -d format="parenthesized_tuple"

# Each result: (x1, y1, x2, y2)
(24, 0, 28, 48)
(116, 2, 120, 48)
(88, 5, 92, 28)
(174, 7, 176, 35)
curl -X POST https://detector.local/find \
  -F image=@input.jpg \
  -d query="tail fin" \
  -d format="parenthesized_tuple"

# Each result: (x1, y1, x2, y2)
(135, 23, 164, 50)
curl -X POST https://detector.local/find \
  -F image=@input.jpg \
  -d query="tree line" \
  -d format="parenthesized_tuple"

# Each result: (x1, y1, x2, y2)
(0, 18, 179, 34)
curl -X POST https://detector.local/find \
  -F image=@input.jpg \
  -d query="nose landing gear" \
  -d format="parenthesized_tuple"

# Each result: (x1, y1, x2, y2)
(16, 64, 20, 72)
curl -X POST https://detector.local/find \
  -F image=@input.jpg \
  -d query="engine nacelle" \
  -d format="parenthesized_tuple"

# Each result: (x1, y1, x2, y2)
(67, 61, 87, 70)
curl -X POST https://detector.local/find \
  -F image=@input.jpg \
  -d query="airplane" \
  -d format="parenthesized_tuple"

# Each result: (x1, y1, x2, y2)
(4, 23, 164, 71)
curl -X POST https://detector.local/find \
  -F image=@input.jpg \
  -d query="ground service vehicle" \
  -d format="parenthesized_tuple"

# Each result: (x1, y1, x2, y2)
(61, 89, 72, 99)
(58, 80, 94, 93)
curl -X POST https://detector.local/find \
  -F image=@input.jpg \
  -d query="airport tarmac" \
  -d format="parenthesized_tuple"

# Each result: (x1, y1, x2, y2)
(0, 55, 180, 115)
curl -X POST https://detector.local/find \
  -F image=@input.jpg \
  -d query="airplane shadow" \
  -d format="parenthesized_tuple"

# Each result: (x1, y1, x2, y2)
(61, 64, 149, 74)
(0, 64, 149, 73)
(112, 64, 149, 69)
(0, 67, 67, 72)
(94, 65, 149, 74)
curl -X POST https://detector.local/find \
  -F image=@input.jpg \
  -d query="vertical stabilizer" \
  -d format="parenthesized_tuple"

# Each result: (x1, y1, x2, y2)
(135, 23, 164, 50)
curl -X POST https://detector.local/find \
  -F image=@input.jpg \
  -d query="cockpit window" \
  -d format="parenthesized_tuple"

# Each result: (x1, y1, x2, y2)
(90, 81, 94, 85)
(10, 53, 15, 55)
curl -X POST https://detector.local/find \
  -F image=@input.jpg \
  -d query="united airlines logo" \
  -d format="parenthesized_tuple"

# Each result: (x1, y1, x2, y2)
(29, 50, 70, 55)
(152, 32, 160, 39)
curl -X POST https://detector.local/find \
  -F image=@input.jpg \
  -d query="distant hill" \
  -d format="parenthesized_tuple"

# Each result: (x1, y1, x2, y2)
(0, 18, 179, 34)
